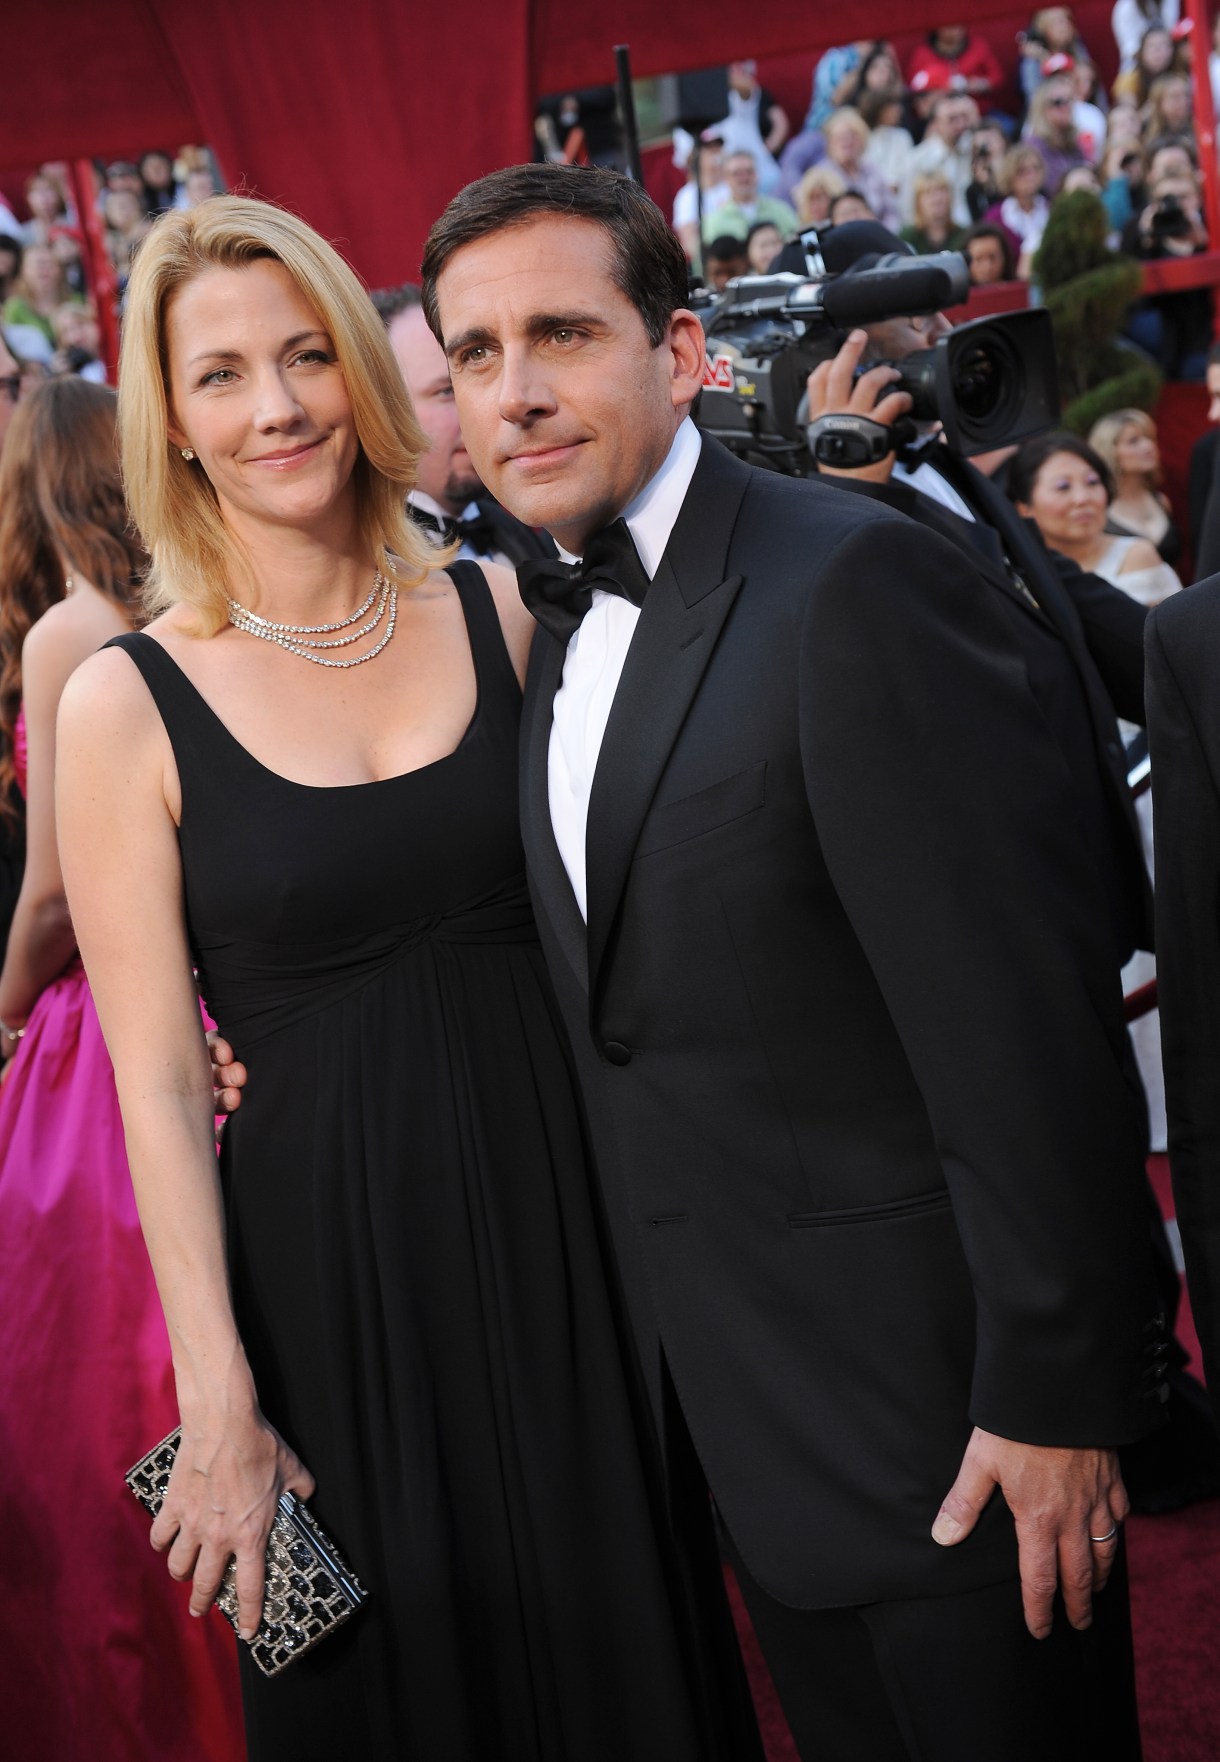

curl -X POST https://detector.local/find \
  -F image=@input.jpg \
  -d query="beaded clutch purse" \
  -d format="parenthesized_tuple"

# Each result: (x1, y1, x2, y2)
(125, 1427, 368, 1677)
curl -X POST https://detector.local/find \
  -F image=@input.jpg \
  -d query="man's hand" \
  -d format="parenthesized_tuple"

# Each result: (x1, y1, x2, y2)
(207, 1030, 246, 1114)
(932, 1426, 1128, 1639)
(804, 329, 913, 485)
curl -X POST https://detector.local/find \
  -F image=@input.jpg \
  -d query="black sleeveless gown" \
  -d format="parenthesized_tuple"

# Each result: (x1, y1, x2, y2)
(108, 567, 744, 1761)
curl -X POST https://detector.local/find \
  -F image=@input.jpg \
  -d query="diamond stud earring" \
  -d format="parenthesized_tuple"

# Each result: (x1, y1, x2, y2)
(181, 447, 195, 461)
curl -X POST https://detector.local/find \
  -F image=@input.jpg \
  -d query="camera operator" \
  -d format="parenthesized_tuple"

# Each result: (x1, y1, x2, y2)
(803, 252, 1149, 969)
(804, 238, 1220, 1512)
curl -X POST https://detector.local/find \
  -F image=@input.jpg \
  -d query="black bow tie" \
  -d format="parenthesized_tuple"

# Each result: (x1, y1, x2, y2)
(411, 504, 499, 557)
(517, 519, 651, 644)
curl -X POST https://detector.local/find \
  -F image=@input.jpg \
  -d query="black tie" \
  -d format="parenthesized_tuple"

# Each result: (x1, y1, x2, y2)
(410, 505, 499, 557)
(517, 519, 651, 644)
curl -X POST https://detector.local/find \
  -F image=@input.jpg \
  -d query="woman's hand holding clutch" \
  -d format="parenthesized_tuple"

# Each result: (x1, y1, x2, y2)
(150, 1409, 316, 1640)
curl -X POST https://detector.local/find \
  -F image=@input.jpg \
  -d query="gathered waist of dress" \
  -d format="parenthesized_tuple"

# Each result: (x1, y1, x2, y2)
(193, 874, 539, 1047)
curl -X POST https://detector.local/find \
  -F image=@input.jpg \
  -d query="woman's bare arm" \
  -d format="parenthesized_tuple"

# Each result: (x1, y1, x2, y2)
(57, 645, 313, 1638)
(0, 610, 90, 1027)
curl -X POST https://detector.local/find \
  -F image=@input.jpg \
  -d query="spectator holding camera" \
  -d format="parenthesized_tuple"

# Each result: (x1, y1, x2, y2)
(965, 120, 1007, 219)
(1122, 168, 1209, 378)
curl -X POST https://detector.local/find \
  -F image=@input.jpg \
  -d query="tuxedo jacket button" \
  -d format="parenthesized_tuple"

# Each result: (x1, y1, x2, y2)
(603, 1041, 632, 1066)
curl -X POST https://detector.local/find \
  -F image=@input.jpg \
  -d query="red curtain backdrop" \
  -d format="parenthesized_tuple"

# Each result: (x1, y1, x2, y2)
(0, 1, 1147, 283)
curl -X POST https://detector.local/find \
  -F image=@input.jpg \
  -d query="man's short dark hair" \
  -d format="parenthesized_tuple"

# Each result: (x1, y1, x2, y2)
(705, 234, 747, 264)
(421, 163, 689, 349)
(369, 282, 423, 328)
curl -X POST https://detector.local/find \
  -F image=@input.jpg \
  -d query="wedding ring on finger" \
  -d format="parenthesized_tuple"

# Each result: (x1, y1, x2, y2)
(1089, 1524, 1120, 1544)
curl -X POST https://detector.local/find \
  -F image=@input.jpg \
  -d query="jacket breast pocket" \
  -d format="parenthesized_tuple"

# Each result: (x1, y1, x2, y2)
(634, 761, 767, 859)
(787, 1188, 953, 1228)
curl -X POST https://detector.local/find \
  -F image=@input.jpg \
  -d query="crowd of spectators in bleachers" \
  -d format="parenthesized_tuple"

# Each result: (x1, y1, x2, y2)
(677, 6, 1219, 379)
(0, 146, 223, 389)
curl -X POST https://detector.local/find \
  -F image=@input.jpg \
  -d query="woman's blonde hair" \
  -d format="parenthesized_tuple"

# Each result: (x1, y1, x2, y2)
(793, 163, 847, 224)
(997, 143, 1047, 196)
(1088, 407, 1161, 487)
(119, 194, 436, 632)
(911, 171, 953, 227)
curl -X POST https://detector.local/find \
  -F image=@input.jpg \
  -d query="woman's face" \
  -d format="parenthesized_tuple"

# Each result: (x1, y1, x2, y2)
(1041, 8, 1075, 50)
(22, 246, 59, 297)
(105, 189, 143, 230)
(1014, 155, 1045, 198)
(165, 260, 361, 545)
(1141, 29, 1173, 76)
(1115, 422, 1159, 478)
(141, 153, 174, 190)
(1041, 80, 1074, 136)
(1160, 78, 1192, 130)
(1107, 106, 1141, 145)
(827, 121, 865, 167)
(921, 182, 952, 226)
(27, 179, 60, 222)
(1020, 450, 1109, 546)
(966, 234, 1007, 284)
(800, 186, 833, 224)
(746, 224, 782, 272)
(863, 54, 899, 91)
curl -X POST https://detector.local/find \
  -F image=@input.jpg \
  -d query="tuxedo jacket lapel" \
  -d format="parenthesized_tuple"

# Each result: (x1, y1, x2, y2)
(520, 627, 588, 989)
(584, 440, 749, 1002)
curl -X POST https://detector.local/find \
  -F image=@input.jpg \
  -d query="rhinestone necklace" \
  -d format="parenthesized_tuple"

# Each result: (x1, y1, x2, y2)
(226, 571, 398, 668)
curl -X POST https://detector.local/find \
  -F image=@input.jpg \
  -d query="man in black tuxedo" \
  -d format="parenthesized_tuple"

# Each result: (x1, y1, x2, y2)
(1146, 588, 1220, 1414)
(372, 282, 554, 568)
(415, 164, 1166, 1760)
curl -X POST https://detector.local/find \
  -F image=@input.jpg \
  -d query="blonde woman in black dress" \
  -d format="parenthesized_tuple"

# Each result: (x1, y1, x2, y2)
(57, 197, 757, 1762)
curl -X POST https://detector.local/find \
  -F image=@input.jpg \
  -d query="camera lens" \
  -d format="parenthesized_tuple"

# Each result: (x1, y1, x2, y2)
(950, 342, 1004, 421)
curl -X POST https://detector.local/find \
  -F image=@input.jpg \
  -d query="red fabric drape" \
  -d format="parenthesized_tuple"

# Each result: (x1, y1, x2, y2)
(0, 1, 1208, 283)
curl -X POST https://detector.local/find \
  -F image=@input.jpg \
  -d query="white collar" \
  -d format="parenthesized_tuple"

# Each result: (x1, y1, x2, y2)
(408, 488, 469, 524)
(558, 418, 702, 577)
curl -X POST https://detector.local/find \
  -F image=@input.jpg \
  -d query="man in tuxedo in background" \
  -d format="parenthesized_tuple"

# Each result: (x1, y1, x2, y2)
(372, 282, 553, 567)
(1146, 587, 1220, 1420)
(427, 165, 1164, 1759)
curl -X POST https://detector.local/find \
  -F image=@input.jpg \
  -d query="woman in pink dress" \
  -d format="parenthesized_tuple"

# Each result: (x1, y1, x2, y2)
(0, 377, 244, 1759)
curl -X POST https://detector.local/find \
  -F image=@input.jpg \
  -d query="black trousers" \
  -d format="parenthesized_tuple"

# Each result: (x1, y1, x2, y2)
(728, 1533, 1143, 1762)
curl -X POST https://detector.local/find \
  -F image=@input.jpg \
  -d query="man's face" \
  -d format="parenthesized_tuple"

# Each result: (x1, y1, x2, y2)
(726, 155, 758, 202)
(863, 309, 951, 362)
(387, 303, 481, 514)
(936, 98, 973, 144)
(435, 214, 703, 553)
(706, 249, 747, 289)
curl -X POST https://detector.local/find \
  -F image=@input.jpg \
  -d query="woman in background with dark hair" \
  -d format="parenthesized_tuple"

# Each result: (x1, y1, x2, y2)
(0, 377, 243, 1762)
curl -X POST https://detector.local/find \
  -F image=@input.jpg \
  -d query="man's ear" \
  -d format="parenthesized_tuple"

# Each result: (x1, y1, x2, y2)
(667, 308, 706, 414)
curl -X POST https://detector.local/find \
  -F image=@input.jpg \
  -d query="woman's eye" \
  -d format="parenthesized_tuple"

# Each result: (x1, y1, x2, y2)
(200, 368, 235, 386)
(292, 350, 332, 367)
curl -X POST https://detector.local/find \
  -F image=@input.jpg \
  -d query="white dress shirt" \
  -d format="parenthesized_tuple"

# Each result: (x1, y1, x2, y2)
(547, 418, 702, 921)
